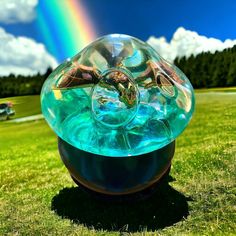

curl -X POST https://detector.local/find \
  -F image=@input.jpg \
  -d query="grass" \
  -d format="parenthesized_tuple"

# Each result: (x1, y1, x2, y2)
(0, 92, 235, 235)
(195, 86, 236, 93)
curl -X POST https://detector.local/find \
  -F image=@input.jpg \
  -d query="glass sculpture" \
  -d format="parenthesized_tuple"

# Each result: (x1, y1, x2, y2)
(41, 34, 195, 196)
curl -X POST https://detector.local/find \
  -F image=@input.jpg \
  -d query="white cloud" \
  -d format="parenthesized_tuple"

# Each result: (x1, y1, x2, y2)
(0, 27, 58, 76)
(0, 0, 38, 23)
(147, 27, 236, 62)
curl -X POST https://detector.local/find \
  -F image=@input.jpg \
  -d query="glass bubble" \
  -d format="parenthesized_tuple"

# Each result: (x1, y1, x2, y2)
(41, 34, 195, 157)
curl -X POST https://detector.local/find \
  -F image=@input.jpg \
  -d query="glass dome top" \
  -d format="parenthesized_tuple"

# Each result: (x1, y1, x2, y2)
(41, 34, 195, 157)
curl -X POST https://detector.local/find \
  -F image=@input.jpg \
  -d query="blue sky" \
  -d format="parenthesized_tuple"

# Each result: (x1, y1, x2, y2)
(82, 0, 236, 41)
(0, 0, 236, 75)
(2, 0, 236, 43)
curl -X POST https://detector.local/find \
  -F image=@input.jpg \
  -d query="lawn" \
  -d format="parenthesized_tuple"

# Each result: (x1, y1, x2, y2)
(0, 92, 235, 235)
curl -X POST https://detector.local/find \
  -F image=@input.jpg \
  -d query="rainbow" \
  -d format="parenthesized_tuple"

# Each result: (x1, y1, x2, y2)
(36, 0, 97, 62)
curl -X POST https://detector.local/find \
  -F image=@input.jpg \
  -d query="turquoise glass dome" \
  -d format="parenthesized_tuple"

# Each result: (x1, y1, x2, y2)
(41, 34, 195, 157)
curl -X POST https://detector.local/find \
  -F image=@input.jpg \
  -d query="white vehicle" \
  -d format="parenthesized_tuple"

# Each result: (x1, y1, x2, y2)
(0, 102, 15, 121)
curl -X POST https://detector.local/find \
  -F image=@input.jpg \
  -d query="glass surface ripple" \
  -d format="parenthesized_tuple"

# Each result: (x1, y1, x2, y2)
(41, 34, 195, 157)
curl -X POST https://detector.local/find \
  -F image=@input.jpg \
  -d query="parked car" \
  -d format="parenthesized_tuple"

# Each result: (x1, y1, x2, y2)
(0, 102, 15, 120)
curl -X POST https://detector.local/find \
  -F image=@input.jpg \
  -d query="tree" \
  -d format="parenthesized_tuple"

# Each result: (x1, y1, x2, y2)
(174, 45, 236, 88)
(0, 68, 52, 98)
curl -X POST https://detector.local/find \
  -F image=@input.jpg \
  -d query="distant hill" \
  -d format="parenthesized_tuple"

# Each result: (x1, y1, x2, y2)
(174, 45, 236, 88)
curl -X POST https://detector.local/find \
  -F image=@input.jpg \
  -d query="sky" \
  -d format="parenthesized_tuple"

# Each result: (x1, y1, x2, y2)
(0, 0, 236, 75)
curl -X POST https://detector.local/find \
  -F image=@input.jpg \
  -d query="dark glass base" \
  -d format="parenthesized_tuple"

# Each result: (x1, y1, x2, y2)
(58, 137, 175, 198)
(70, 166, 171, 202)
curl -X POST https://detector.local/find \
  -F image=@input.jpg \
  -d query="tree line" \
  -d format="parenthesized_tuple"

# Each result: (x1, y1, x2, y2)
(0, 68, 52, 98)
(0, 45, 236, 98)
(174, 45, 236, 88)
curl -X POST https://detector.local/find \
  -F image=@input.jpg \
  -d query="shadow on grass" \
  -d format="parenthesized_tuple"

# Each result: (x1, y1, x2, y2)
(51, 176, 192, 232)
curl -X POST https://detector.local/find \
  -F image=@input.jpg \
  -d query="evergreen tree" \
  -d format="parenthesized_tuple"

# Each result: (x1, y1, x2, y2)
(0, 68, 52, 98)
(174, 45, 236, 88)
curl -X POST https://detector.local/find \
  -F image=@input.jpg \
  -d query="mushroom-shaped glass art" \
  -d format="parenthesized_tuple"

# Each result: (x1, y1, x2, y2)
(41, 34, 194, 196)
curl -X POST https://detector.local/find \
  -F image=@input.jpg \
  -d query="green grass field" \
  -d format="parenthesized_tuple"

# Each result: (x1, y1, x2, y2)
(0, 92, 235, 235)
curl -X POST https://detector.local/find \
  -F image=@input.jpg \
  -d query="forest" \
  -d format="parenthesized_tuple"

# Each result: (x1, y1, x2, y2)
(174, 44, 236, 88)
(0, 45, 236, 98)
(0, 68, 52, 98)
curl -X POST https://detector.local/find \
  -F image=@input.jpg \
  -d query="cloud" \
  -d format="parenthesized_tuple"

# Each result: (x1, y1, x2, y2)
(0, 0, 38, 23)
(0, 27, 58, 76)
(147, 27, 236, 62)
